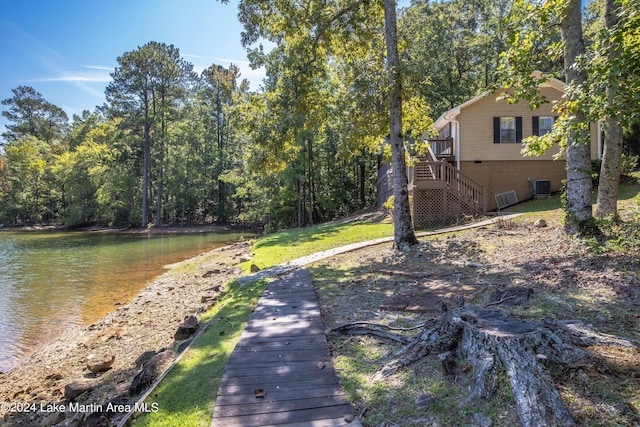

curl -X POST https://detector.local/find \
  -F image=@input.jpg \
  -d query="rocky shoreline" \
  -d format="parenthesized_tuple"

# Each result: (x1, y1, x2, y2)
(0, 240, 253, 426)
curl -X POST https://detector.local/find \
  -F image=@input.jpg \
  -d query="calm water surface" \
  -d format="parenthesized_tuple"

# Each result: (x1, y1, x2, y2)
(0, 230, 249, 372)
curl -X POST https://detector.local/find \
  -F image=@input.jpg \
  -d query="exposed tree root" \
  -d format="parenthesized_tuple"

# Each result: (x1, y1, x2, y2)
(329, 304, 636, 427)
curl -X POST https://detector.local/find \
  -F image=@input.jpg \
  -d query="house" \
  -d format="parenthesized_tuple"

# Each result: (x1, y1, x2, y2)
(379, 73, 601, 229)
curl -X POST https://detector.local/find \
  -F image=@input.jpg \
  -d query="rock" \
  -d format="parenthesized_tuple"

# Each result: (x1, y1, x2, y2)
(84, 327, 123, 348)
(201, 294, 218, 303)
(250, 263, 261, 273)
(129, 350, 176, 396)
(174, 315, 199, 340)
(45, 372, 64, 381)
(84, 395, 130, 427)
(64, 379, 93, 400)
(134, 351, 157, 368)
(83, 411, 109, 427)
(415, 392, 436, 408)
(86, 354, 115, 374)
(239, 254, 252, 263)
(534, 219, 547, 228)
(42, 410, 66, 426)
(201, 269, 221, 278)
(473, 412, 493, 427)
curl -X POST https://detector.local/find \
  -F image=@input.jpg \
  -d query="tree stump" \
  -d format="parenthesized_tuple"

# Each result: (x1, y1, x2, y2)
(330, 303, 635, 427)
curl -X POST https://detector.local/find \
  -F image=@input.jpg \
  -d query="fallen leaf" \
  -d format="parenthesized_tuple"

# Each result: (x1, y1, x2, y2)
(254, 389, 266, 398)
(317, 362, 326, 369)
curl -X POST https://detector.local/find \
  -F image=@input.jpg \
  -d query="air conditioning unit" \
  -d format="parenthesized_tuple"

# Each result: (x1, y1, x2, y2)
(533, 179, 551, 198)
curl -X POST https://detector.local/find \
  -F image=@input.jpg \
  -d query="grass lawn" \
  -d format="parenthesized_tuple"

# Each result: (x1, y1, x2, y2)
(130, 279, 266, 426)
(248, 212, 394, 270)
(129, 212, 393, 426)
(129, 177, 639, 426)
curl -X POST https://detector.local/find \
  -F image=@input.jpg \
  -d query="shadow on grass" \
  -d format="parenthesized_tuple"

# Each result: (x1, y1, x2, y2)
(310, 233, 640, 427)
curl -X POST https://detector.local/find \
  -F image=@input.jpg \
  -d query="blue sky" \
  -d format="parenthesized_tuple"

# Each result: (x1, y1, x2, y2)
(0, 0, 415, 134)
(0, 0, 265, 132)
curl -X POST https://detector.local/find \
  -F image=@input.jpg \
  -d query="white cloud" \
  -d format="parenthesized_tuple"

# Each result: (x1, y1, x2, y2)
(181, 53, 202, 59)
(215, 57, 251, 65)
(33, 73, 111, 83)
(83, 65, 113, 71)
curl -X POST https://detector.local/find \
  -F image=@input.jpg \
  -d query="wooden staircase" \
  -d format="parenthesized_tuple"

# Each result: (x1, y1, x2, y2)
(408, 147, 486, 228)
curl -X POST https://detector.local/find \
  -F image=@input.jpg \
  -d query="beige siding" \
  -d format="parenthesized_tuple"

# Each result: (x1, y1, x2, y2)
(456, 87, 600, 162)
(460, 160, 566, 210)
(458, 87, 563, 162)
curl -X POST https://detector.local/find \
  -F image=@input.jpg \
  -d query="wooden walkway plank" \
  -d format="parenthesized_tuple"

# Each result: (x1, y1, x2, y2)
(218, 374, 340, 392)
(215, 385, 346, 405)
(213, 406, 355, 427)
(211, 268, 361, 427)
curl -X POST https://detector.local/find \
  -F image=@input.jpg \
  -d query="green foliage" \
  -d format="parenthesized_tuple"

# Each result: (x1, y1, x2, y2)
(2, 135, 50, 223)
(401, 0, 514, 118)
(1, 86, 69, 143)
(382, 195, 394, 212)
(584, 206, 640, 254)
(621, 153, 639, 176)
(12, 1, 625, 231)
(591, 154, 638, 187)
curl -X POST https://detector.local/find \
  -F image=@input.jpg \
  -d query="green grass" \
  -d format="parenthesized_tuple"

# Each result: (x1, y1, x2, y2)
(248, 214, 394, 270)
(130, 279, 266, 427)
(128, 178, 640, 425)
(507, 176, 640, 224)
(128, 213, 392, 426)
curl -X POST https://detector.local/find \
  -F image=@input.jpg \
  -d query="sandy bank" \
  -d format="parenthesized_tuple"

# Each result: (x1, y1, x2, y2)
(0, 240, 252, 426)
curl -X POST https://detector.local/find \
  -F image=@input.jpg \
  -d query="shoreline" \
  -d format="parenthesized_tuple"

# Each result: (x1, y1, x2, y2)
(0, 222, 263, 235)
(0, 239, 253, 426)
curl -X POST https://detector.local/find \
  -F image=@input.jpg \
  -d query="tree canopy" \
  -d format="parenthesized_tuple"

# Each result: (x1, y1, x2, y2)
(1, 0, 638, 234)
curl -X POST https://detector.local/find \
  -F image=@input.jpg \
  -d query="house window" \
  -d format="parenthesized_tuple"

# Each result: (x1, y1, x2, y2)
(493, 117, 522, 144)
(533, 116, 555, 136)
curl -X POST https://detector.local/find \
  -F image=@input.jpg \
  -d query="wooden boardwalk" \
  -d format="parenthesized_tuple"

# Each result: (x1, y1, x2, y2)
(211, 268, 361, 427)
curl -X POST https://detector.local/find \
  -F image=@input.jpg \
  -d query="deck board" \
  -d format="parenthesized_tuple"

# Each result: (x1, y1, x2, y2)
(211, 268, 360, 427)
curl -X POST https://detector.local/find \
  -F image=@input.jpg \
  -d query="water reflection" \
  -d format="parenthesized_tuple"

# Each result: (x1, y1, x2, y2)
(0, 231, 248, 372)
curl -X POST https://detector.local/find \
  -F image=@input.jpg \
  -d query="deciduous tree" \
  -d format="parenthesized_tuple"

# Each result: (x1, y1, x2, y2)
(500, 0, 593, 233)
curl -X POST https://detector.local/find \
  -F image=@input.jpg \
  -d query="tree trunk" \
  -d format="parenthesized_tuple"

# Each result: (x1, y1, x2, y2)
(297, 174, 303, 228)
(142, 117, 151, 229)
(561, 0, 593, 233)
(595, 0, 623, 219)
(383, 0, 418, 249)
(307, 135, 314, 226)
(331, 304, 635, 427)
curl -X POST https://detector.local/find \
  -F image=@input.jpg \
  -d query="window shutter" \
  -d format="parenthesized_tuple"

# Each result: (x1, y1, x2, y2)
(516, 117, 523, 143)
(532, 116, 539, 136)
(493, 117, 500, 144)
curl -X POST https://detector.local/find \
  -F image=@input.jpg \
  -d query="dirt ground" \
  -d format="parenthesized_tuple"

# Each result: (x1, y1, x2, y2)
(0, 240, 252, 426)
(313, 216, 640, 426)
(2, 213, 639, 426)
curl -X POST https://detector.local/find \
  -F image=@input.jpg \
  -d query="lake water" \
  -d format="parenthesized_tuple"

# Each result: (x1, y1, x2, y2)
(0, 230, 250, 372)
